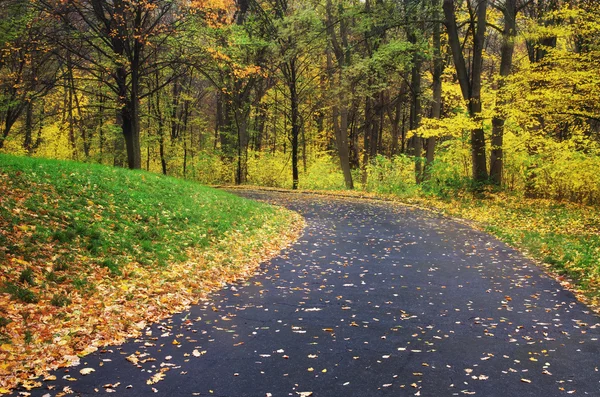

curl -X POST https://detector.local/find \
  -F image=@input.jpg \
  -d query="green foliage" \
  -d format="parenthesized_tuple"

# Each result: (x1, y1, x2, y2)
(300, 155, 348, 191)
(365, 155, 417, 195)
(18, 267, 35, 286)
(50, 293, 71, 308)
(0, 317, 11, 328)
(527, 148, 600, 205)
(1, 282, 38, 304)
(189, 151, 235, 185)
(247, 151, 291, 187)
(421, 160, 471, 199)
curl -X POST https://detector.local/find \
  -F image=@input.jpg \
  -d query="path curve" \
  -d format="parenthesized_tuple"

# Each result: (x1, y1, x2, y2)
(15, 190, 600, 396)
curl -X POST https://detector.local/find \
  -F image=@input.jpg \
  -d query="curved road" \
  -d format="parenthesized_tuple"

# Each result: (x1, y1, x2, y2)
(17, 191, 600, 396)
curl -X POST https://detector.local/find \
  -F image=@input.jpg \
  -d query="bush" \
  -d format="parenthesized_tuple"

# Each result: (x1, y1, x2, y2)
(189, 151, 234, 185)
(301, 155, 347, 190)
(247, 151, 291, 187)
(365, 154, 417, 195)
(421, 160, 471, 199)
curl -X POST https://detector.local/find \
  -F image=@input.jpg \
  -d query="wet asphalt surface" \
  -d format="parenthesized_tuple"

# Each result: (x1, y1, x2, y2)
(14, 190, 600, 396)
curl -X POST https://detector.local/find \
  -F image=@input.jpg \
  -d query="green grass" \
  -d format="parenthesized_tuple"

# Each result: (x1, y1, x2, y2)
(0, 153, 279, 281)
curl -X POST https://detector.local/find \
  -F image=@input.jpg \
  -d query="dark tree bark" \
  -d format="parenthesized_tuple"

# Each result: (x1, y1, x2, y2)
(39, 0, 181, 169)
(408, 29, 423, 183)
(23, 101, 34, 153)
(443, 0, 489, 184)
(424, 0, 443, 180)
(326, 0, 354, 189)
(490, 0, 517, 185)
(286, 56, 300, 190)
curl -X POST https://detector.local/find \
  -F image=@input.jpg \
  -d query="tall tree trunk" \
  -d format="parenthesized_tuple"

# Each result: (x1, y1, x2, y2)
(122, 98, 142, 170)
(23, 101, 34, 153)
(326, 0, 354, 189)
(113, 110, 127, 168)
(121, 45, 142, 169)
(116, 60, 141, 169)
(490, 0, 517, 185)
(424, 0, 443, 180)
(235, 107, 249, 184)
(443, 0, 489, 184)
(387, 96, 402, 157)
(409, 30, 423, 183)
(362, 96, 373, 185)
(288, 58, 300, 190)
(153, 74, 168, 175)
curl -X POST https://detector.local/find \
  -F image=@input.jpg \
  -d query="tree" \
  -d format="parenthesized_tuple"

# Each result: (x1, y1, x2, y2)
(326, 0, 354, 189)
(443, 0, 489, 184)
(0, 0, 58, 149)
(38, 0, 188, 169)
(489, 0, 518, 185)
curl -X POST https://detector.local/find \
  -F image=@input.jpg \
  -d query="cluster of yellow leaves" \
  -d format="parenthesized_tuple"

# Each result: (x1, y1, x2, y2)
(0, 179, 304, 394)
(190, 0, 236, 26)
(232, 65, 267, 79)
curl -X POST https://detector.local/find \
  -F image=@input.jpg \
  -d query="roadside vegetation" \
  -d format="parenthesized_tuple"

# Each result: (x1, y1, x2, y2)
(0, 154, 303, 392)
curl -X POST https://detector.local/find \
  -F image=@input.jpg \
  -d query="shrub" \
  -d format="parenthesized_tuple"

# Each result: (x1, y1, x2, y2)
(365, 154, 417, 195)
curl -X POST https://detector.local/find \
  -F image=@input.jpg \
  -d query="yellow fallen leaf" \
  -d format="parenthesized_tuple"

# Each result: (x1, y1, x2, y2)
(21, 380, 42, 390)
(172, 339, 180, 345)
(147, 373, 165, 385)
(126, 354, 139, 365)
(80, 368, 95, 375)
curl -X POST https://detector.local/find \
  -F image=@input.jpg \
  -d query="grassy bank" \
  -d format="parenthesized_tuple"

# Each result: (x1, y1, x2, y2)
(0, 155, 303, 393)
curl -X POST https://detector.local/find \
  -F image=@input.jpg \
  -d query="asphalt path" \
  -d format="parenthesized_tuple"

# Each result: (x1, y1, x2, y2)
(15, 190, 600, 396)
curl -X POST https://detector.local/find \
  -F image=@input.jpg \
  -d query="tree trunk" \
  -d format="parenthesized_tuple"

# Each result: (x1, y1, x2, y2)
(113, 110, 127, 168)
(23, 101, 34, 153)
(289, 58, 300, 190)
(235, 108, 249, 184)
(409, 30, 423, 183)
(490, 0, 517, 185)
(387, 96, 402, 157)
(122, 99, 142, 170)
(424, 0, 442, 180)
(443, 0, 489, 184)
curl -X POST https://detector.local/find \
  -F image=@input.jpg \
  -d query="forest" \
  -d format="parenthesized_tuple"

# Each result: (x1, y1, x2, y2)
(2, 1, 600, 393)
(0, 0, 599, 202)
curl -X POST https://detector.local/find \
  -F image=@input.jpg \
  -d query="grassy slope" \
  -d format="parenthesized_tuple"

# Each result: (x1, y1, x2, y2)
(0, 155, 303, 392)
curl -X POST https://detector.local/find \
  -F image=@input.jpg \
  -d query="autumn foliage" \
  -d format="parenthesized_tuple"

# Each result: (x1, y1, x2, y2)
(0, 154, 303, 392)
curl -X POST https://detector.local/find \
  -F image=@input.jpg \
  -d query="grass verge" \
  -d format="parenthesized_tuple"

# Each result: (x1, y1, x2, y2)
(225, 185, 600, 311)
(0, 155, 304, 393)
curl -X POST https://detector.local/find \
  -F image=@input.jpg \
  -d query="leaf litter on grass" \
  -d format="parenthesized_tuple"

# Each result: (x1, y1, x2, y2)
(0, 156, 305, 394)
